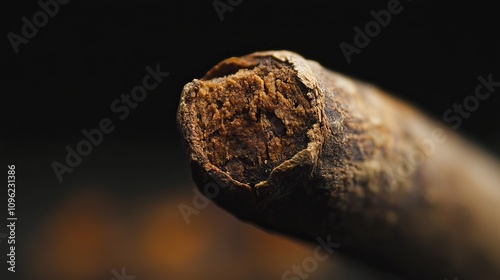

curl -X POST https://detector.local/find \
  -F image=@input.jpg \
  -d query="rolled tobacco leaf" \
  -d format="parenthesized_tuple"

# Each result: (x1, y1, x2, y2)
(176, 51, 500, 280)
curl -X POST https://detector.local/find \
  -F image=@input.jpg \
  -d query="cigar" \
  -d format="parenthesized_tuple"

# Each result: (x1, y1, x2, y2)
(176, 51, 500, 280)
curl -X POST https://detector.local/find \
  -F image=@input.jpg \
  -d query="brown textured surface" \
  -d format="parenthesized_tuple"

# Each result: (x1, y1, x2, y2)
(192, 59, 316, 185)
(177, 51, 500, 280)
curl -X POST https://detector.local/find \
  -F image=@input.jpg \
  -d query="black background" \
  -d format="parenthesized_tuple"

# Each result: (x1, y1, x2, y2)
(1, 0, 499, 278)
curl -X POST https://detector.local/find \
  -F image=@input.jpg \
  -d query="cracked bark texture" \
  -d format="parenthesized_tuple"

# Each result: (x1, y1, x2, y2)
(177, 51, 500, 280)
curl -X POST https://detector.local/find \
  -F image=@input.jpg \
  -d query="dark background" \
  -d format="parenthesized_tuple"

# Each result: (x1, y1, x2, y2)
(1, 0, 499, 279)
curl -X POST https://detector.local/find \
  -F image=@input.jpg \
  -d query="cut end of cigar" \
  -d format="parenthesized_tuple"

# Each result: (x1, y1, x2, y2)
(178, 52, 322, 189)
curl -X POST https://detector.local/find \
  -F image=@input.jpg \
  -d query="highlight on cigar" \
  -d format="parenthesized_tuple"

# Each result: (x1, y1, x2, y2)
(177, 51, 500, 280)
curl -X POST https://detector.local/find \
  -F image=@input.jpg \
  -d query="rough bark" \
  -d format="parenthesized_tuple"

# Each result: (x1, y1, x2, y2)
(177, 51, 500, 280)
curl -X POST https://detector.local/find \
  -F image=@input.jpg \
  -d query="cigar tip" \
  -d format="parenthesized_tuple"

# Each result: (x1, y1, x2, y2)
(178, 51, 323, 193)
